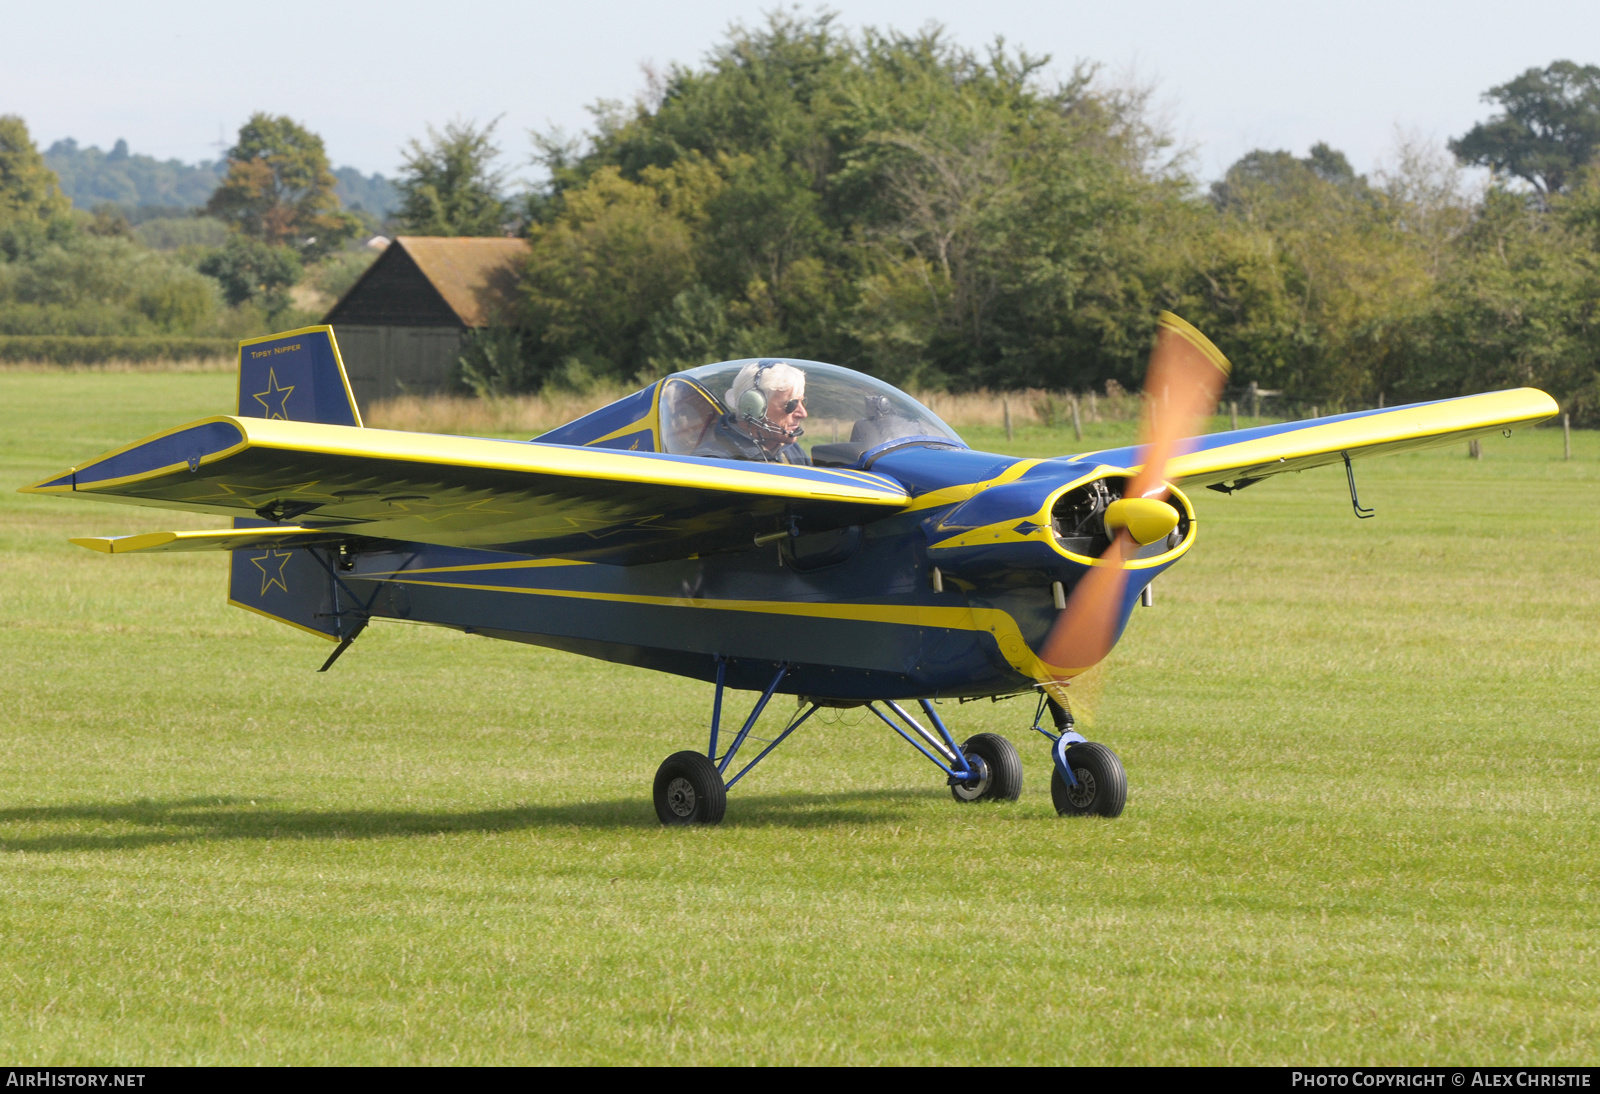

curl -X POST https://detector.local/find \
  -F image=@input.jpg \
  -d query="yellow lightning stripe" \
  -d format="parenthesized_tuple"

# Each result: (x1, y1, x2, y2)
(902, 457, 1045, 514)
(360, 558, 592, 577)
(382, 575, 1062, 680)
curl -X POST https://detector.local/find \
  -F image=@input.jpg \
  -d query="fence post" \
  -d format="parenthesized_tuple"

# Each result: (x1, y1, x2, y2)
(1071, 396, 1082, 441)
(1311, 405, 1320, 419)
(1378, 392, 1385, 409)
(1229, 401, 1238, 431)
(1468, 438, 1482, 460)
(1248, 381, 1260, 420)
(1003, 396, 1013, 443)
(1563, 412, 1571, 460)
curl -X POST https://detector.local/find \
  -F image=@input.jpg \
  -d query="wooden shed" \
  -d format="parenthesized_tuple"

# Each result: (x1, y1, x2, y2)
(323, 236, 530, 412)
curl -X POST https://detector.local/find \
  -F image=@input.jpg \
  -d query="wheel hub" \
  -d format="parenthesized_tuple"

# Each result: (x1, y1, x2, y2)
(950, 754, 992, 802)
(1065, 767, 1096, 809)
(665, 776, 697, 817)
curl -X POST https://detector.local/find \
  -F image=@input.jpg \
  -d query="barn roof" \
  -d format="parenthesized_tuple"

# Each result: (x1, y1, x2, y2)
(324, 236, 530, 329)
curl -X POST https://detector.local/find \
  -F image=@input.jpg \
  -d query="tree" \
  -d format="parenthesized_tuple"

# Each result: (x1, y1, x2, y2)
(197, 235, 303, 316)
(1192, 143, 1430, 407)
(0, 115, 73, 258)
(518, 166, 697, 386)
(523, 14, 1187, 391)
(0, 115, 71, 224)
(396, 119, 510, 236)
(456, 326, 538, 396)
(206, 114, 358, 258)
(0, 235, 218, 335)
(1450, 61, 1600, 198)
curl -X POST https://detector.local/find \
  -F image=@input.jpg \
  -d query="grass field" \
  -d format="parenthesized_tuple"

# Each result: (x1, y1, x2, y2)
(2, 372, 1597, 1065)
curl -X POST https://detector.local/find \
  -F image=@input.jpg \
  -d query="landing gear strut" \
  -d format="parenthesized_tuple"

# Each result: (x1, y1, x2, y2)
(653, 659, 819, 826)
(652, 659, 1127, 824)
(652, 658, 1037, 825)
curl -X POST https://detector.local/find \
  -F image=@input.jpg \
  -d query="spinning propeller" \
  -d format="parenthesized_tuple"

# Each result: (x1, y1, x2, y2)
(1039, 312, 1232, 683)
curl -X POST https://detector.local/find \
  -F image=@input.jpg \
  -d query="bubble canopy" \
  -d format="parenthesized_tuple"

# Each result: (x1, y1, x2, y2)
(664, 358, 966, 459)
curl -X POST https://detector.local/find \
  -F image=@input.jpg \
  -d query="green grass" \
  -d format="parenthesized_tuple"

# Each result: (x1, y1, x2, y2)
(2, 372, 1597, 1064)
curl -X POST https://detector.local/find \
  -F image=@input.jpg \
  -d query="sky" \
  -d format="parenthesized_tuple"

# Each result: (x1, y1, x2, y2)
(5, 0, 1598, 184)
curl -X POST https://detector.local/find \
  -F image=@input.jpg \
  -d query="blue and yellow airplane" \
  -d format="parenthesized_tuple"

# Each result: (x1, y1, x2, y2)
(23, 318, 1557, 824)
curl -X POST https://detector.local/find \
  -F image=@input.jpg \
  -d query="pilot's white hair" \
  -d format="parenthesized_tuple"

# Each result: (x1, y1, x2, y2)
(726, 361, 805, 411)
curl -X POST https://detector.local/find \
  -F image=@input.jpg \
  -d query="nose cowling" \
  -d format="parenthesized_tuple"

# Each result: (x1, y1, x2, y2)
(923, 468, 1193, 585)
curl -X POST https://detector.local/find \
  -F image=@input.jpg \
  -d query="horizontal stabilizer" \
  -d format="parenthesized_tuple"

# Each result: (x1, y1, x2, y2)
(70, 526, 342, 555)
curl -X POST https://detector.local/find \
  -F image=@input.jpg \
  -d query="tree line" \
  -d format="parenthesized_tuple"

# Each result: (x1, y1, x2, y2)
(2, 13, 1597, 420)
(44, 138, 395, 218)
(467, 17, 1600, 421)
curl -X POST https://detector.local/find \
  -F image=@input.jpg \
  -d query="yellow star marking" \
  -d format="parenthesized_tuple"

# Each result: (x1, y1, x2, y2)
(559, 514, 673, 539)
(184, 481, 336, 505)
(249, 550, 294, 595)
(252, 368, 295, 419)
(380, 497, 513, 523)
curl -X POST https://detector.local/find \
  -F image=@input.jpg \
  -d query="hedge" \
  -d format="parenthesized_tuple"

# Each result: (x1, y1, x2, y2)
(0, 336, 237, 365)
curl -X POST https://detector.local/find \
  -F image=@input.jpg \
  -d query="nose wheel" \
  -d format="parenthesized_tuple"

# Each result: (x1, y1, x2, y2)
(1033, 693, 1127, 818)
(1049, 741, 1127, 817)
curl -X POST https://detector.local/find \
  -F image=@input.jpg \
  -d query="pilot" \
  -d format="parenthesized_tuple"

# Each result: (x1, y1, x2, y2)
(693, 361, 810, 464)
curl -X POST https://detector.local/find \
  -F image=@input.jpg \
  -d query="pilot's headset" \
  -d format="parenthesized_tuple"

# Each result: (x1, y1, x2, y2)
(736, 362, 805, 440)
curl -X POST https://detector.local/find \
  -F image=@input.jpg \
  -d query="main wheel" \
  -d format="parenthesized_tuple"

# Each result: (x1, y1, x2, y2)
(950, 732, 1023, 803)
(1050, 741, 1127, 817)
(653, 750, 727, 825)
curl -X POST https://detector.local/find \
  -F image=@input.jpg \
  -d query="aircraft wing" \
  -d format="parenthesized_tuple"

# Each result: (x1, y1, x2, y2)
(1077, 389, 1559, 490)
(23, 416, 912, 564)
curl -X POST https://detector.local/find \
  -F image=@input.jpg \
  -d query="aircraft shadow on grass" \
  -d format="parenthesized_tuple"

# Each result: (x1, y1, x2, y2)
(0, 788, 952, 853)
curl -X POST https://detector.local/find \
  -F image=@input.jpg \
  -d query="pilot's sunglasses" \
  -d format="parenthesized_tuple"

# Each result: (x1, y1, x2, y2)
(780, 398, 805, 414)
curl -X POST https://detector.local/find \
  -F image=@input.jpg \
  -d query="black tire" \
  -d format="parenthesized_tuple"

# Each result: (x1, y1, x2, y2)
(1049, 741, 1127, 818)
(950, 732, 1023, 803)
(653, 750, 727, 826)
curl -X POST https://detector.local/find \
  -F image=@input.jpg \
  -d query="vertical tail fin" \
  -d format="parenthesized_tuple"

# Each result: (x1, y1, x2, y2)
(231, 326, 362, 644)
(236, 325, 362, 427)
